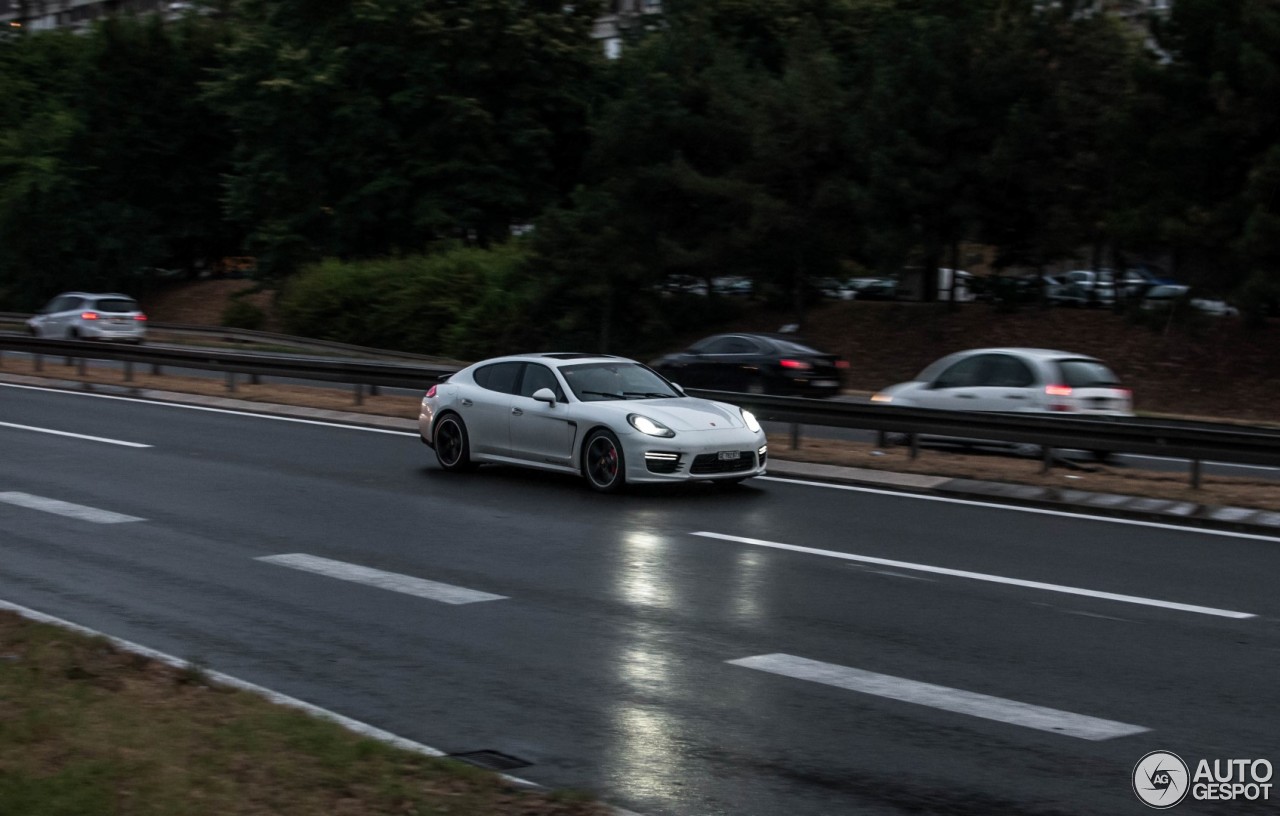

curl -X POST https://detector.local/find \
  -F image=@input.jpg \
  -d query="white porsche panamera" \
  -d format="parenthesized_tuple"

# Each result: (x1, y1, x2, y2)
(419, 353, 768, 492)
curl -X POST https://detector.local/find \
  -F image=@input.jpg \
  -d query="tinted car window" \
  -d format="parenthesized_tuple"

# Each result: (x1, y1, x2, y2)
(932, 355, 986, 388)
(94, 298, 139, 313)
(1057, 359, 1120, 387)
(519, 363, 564, 401)
(701, 336, 758, 354)
(985, 354, 1035, 387)
(472, 362, 522, 394)
(770, 339, 824, 355)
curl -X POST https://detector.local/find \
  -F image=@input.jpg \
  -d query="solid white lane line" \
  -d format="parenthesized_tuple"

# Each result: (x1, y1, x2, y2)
(256, 554, 506, 605)
(756, 476, 1280, 542)
(729, 654, 1149, 740)
(693, 531, 1255, 619)
(0, 383, 415, 436)
(0, 491, 144, 523)
(0, 420, 152, 448)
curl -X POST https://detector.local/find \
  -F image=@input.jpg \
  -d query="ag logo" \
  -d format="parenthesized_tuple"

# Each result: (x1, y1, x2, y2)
(1134, 751, 1190, 809)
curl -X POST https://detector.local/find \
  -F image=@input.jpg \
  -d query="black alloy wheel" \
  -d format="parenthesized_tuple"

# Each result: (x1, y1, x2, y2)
(433, 415, 475, 472)
(583, 429, 625, 493)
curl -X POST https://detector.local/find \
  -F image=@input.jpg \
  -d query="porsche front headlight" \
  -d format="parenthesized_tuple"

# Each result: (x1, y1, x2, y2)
(628, 414, 676, 438)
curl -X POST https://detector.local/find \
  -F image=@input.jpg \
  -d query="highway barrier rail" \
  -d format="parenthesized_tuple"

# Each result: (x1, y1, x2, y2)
(3, 333, 1279, 487)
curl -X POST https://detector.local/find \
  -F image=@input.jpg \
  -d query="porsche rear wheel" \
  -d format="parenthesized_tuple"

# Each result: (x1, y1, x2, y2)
(433, 415, 475, 472)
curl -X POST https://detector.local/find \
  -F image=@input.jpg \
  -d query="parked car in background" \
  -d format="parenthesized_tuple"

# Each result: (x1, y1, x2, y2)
(26, 292, 147, 343)
(872, 348, 1132, 459)
(651, 332, 849, 397)
(419, 353, 768, 492)
(1057, 270, 1117, 307)
(840, 277, 898, 300)
(1140, 285, 1238, 316)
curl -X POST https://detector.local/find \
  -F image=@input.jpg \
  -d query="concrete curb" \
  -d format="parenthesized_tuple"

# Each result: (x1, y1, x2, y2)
(5, 370, 1279, 539)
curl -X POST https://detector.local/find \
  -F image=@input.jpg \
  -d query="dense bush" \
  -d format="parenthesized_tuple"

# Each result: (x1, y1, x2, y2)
(277, 244, 543, 359)
(220, 298, 266, 330)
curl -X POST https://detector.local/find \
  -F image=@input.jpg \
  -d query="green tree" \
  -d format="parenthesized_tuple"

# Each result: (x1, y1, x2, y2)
(207, 0, 603, 277)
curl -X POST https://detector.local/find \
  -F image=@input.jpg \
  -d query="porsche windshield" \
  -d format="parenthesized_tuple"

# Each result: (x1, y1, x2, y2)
(561, 362, 681, 402)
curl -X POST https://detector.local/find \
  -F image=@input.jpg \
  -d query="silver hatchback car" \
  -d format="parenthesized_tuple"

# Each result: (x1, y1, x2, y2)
(872, 348, 1133, 416)
(27, 292, 148, 343)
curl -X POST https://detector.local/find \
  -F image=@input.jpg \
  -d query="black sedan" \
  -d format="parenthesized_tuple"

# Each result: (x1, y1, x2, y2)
(651, 333, 848, 397)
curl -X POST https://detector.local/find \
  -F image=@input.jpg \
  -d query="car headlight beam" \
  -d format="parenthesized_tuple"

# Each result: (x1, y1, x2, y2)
(628, 414, 676, 438)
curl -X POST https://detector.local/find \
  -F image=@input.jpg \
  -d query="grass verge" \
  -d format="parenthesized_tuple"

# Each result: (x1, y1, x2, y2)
(0, 611, 608, 816)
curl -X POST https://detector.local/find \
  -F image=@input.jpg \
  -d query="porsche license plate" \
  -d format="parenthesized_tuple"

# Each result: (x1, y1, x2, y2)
(718, 450, 741, 461)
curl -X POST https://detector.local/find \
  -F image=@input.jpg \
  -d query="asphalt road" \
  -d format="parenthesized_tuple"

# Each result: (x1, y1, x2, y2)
(2, 381, 1278, 815)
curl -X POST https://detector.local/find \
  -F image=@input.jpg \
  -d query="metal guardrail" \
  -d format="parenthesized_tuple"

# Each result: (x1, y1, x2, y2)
(2, 333, 1278, 487)
(0, 335, 455, 405)
(0, 312, 463, 364)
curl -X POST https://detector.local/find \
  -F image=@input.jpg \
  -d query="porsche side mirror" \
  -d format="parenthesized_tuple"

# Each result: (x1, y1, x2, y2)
(532, 387, 557, 405)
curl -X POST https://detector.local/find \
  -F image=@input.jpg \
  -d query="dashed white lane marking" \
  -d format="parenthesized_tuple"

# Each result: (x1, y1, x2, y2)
(0, 491, 144, 523)
(256, 554, 506, 605)
(0, 419, 152, 447)
(693, 531, 1256, 619)
(729, 653, 1150, 741)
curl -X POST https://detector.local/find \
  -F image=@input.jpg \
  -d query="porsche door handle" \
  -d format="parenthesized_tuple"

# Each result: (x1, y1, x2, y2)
(511, 408, 524, 416)
(461, 399, 473, 407)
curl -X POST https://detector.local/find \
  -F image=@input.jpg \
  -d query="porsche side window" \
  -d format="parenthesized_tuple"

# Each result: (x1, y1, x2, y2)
(473, 362, 522, 394)
(519, 364, 565, 401)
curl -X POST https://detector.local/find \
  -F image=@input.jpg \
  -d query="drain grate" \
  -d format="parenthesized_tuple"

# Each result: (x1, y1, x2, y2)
(447, 750, 533, 771)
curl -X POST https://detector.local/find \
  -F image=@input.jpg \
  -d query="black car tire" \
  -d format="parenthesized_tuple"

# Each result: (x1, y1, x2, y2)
(583, 429, 625, 493)
(1092, 450, 1115, 464)
(433, 414, 475, 472)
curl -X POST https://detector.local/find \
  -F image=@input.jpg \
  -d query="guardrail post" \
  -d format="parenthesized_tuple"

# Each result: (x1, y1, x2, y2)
(1041, 446, 1053, 473)
(64, 355, 73, 367)
(1190, 459, 1202, 489)
(876, 430, 886, 448)
(76, 358, 86, 376)
(353, 383, 365, 406)
(226, 371, 237, 393)
(151, 364, 162, 376)
(124, 361, 133, 382)
(790, 423, 800, 450)
(250, 374, 261, 385)
(909, 433, 919, 460)
(34, 354, 43, 372)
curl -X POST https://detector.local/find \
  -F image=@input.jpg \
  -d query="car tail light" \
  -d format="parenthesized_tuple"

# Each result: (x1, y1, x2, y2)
(835, 360, 850, 369)
(779, 359, 812, 370)
(134, 314, 147, 321)
(425, 385, 438, 398)
(80, 311, 99, 320)
(1045, 384, 1074, 411)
